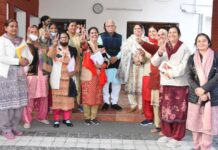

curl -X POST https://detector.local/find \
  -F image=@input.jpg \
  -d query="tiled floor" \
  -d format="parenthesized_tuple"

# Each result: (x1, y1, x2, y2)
(0, 121, 217, 150)
(0, 136, 217, 150)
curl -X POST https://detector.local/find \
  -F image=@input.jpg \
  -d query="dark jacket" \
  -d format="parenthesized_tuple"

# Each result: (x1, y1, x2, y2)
(187, 52, 218, 106)
(100, 32, 122, 69)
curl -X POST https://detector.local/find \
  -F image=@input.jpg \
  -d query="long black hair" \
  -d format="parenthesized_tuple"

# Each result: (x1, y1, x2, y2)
(38, 15, 50, 29)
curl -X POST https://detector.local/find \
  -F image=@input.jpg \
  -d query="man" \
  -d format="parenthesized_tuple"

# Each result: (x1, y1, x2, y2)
(99, 19, 122, 111)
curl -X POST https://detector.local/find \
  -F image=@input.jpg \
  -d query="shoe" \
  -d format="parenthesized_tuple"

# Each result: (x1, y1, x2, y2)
(53, 121, 60, 128)
(12, 129, 23, 136)
(140, 120, 152, 126)
(111, 104, 122, 111)
(63, 120, 73, 127)
(23, 123, 31, 129)
(166, 139, 181, 148)
(38, 119, 50, 125)
(78, 105, 84, 112)
(2, 131, 15, 140)
(90, 119, 100, 125)
(157, 136, 171, 143)
(84, 119, 91, 126)
(101, 103, 109, 111)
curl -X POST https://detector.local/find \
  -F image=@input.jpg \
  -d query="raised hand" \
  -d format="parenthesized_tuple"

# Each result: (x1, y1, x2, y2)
(136, 37, 144, 45)
(158, 42, 167, 56)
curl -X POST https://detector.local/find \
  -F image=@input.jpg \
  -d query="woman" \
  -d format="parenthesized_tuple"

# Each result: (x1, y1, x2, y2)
(150, 29, 168, 134)
(0, 19, 33, 139)
(48, 31, 80, 128)
(151, 26, 191, 148)
(67, 21, 83, 112)
(22, 25, 49, 129)
(141, 26, 159, 126)
(81, 27, 108, 126)
(38, 15, 51, 37)
(186, 33, 218, 150)
(117, 24, 149, 113)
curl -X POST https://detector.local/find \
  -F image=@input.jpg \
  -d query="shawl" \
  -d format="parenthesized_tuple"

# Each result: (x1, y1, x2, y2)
(166, 40, 183, 59)
(116, 34, 149, 83)
(193, 48, 214, 130)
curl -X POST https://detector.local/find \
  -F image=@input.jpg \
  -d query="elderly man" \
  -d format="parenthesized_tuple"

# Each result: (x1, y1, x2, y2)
(99, 19, 122, 111)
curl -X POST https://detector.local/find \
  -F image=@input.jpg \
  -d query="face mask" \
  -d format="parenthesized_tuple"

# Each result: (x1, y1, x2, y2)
(50, 32, 57, 39)
(28, 34, 38, 41)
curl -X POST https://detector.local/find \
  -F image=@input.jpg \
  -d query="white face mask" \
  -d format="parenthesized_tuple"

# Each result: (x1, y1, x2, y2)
(28, 34, 38, 41)
(50, 32, 57, 37)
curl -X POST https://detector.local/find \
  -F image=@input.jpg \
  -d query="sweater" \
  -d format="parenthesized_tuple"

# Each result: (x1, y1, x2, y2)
(151, 43, 192, 86)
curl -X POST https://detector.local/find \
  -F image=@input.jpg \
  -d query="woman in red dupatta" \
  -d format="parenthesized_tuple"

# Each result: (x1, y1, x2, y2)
(81, 27, 108, 126)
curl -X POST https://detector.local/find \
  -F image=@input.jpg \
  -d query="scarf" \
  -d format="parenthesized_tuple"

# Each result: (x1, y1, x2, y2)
(166, 40, 183, 59)
(3, 33, 22, 47)
(148, 36, 158, 45)
(193, 48, 214, 130)
(116, 34, 148, 83)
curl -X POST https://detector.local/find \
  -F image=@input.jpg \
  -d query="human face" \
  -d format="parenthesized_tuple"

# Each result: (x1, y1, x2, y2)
(168, 27, 179, 43)
(43, 18, 51, 27)
(157, 31, 167, 43)
(134, 25, 143, 37)
(59, 33, 69, 47)
(196, 35, 210, 51)
(89, 29, 99, 42)
(105, 21, 116, 34)
(4, 21, 18, 37)
(68, 22, 77, 34)
(49, 24, 57, 33)
(29, 27, 39, 36)
(148, 27, 157, 39)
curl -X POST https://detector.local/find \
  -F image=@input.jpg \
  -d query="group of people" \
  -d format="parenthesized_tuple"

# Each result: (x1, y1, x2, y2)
(0, 15, 217, 150)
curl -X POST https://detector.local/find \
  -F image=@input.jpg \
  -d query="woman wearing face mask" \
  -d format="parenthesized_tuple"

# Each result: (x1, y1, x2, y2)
(151, 26, 192, 148)
(0, 19, 33, 139)
(49, 23, 58, 44)
(117, 24, 148, 113)
(186, 33, 218, 150)
(48, 32, 80, 128)
(22, 25, 50, 129)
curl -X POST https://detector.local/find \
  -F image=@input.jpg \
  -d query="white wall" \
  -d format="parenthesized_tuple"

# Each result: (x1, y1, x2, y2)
(30, 15, 40, 26)
(15, 8, 26, 37)
(39, 0, 213, 50)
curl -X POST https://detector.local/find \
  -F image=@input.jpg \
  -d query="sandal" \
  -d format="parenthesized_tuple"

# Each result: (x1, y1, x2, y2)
(63, 120, 73, 127)
(2, 131, 15, 139)
(53, 121, 60, 128)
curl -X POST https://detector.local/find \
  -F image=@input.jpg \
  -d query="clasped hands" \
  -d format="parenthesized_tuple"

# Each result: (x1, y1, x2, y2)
(195, 87, 208, 101)
(19, 57, 29, 67)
